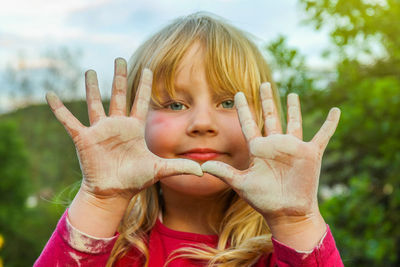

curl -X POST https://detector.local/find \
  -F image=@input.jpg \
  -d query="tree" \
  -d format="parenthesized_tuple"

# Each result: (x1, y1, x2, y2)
(0, 120, 34, 266)
(4, 47, 83, 109)
(0, 46, 85, 266)
(298, 0, 400, 265)
(265, 35, 315, 98)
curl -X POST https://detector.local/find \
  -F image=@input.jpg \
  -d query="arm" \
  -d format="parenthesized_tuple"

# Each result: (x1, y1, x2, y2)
(271, 225, 343, 267)
(34, 209, 118, 267)
(254, 225, 343, 267)
(67, 188, 130, 238)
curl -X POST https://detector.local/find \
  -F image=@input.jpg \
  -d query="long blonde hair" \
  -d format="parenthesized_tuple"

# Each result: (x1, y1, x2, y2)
(107, 12, 281, 267)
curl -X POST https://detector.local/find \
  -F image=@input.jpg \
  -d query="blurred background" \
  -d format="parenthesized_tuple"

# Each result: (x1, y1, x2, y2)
(0, 0, 399, 266)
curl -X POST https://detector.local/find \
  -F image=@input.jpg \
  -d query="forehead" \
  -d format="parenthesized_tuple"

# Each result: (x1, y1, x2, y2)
(174, 43, 207, 90)
(151, 40, 240, 101)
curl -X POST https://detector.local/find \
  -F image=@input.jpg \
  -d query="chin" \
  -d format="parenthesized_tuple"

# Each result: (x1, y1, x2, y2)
(159, 172, 230, 197)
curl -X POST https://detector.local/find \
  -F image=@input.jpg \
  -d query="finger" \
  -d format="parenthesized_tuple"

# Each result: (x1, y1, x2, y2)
(235, 92, 261, 142)
(249, 135, 298, 159)
(201, 161, 242, 189)
(130, 68, 153, 121)
(109, 58, 128, 116)
(312, 107, 341, 151)
(286, 93, 303, 139)
(85, 70, 106, 125)
(154, 158, 203, 179)
(46, 91, 84, 138)
(260, 82, 282, 135)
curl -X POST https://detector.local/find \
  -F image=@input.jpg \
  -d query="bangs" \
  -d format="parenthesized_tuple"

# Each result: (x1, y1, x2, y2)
(127, 12, 280, 128)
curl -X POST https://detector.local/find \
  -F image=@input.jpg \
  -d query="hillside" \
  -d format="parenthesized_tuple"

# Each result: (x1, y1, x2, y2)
(0, 100, 106, 266)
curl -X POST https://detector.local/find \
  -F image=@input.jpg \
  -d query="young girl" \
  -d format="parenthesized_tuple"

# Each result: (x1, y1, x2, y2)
(35, 12, 343, 266)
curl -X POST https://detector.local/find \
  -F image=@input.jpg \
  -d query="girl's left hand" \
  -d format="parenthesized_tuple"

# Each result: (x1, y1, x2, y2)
(202, 83, 340, 244)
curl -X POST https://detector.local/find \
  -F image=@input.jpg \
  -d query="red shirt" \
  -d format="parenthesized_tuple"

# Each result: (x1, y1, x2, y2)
(34, 210, 343, 266)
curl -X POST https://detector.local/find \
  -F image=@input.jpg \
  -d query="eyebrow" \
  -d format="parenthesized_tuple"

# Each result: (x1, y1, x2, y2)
(167, 85, 194, 102)
(171, 83, 234, 102)
(212, 91, 234, 102)
(173, 83, 190, 93)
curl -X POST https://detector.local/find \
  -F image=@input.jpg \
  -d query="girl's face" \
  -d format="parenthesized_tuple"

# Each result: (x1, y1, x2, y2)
(145, 42, 251, 197)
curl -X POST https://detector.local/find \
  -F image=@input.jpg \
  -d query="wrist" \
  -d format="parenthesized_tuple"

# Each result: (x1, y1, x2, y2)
(68, 188, 132, 237)
(265, 210, 327, 252)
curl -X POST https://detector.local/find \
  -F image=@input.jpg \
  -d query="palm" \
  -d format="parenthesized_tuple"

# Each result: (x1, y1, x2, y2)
(202, 83, 340, 219)
(242, 135, 321, 217)
(46, 59, 201, 197)
(73, 117, 152, 193)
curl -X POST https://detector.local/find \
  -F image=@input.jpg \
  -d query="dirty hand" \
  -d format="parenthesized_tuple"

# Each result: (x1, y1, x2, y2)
(46, 58, 202, 200)
(202, 83, 340, 224)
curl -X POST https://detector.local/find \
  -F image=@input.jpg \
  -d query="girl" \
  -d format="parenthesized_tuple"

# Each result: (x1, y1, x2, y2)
(35, 12, 343, 266)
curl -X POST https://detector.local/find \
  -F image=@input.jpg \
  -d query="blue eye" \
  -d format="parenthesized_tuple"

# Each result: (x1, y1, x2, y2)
(168, 102, 186, 110)
(220, 100, 234, 109)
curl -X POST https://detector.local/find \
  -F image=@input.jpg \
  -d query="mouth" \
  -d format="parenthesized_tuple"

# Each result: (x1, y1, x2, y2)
(179, 148, 225, 161)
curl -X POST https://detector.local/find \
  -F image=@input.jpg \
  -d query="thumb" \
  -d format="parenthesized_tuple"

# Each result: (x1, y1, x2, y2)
(201, 161, 242, 188)
(154, 158, 203, 179)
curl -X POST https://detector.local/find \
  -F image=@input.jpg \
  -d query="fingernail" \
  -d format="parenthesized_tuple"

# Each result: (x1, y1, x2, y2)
(85, 70, 97, 84)
(287, 93, 299, 106)
(46, 91, 57, 102)
(142, 68, 153, 81)
(45, 91, 61, 109)
(234, 92, 246, 107)
(115, 58, 127, 75)
(85, 69, 96, 77)
(260, 82, 272, 98)
(329, 107, 341, 120)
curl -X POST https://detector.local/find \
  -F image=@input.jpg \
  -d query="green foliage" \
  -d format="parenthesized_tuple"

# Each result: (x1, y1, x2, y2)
(321, 175, 397, 265)
(299, 0, 400, 265)
(0, 120, 34, 266)
(317, 72, 400, 266)
(300, 0, 400, 61)
(265, 35, 322, 141)
(2, 102, 86, 195)
(265, 35, 315, 98)
(0, 101, 93, 266)
(0, 121, 29, 206)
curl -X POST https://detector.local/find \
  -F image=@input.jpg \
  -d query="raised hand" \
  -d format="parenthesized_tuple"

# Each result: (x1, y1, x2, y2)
(46, 58, 202, 199)
(201, 83, 340, 222)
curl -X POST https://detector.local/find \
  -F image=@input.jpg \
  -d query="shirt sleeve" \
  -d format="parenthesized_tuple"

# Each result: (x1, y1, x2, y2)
(34, 209, 119, 267)
(270, 224, 344, 267)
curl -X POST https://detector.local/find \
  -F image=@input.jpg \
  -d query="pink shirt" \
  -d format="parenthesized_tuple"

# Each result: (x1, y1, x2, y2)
(34, 210, 343, 266)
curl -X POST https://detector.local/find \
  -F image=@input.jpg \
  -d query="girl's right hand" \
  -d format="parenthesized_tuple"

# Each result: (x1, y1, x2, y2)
(46, 58, 202, 200)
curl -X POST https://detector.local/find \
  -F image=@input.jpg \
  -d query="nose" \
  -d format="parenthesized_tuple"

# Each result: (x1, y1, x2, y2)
(186, 105, 219, 137)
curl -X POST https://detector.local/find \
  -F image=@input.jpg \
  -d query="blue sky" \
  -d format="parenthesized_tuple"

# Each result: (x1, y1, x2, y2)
(0, 0, 331, 113)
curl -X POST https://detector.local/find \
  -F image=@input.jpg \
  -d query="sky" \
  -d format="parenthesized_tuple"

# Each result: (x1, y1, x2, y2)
(0, 0, 331, 113)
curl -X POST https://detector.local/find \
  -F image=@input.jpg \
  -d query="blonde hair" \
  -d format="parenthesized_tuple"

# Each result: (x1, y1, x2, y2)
(107, 12, 281, 267)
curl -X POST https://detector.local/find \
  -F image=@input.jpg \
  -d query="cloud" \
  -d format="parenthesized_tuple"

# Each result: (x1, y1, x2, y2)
(0, 0, 333, 113)
(9, 58, 63, 71)
(0, 0, 117, 42)
(65, 4, 158, 34)
(0, 32, 24, 47)
(0, 0, 113, 17)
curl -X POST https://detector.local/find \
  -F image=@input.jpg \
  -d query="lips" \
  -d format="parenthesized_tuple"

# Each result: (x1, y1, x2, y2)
(180, 148, 224, 161)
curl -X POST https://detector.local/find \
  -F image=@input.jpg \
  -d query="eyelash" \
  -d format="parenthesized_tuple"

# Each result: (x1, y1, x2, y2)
(165, 101, 187, 110)
(218, 99, 235, 109)
(163, 99, 235, 110)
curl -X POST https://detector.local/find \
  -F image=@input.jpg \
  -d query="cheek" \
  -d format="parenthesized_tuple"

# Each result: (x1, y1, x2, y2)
(224, 113, 247, 144)
(145, 112, 185, 156)
(223, 115, 251, 169)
